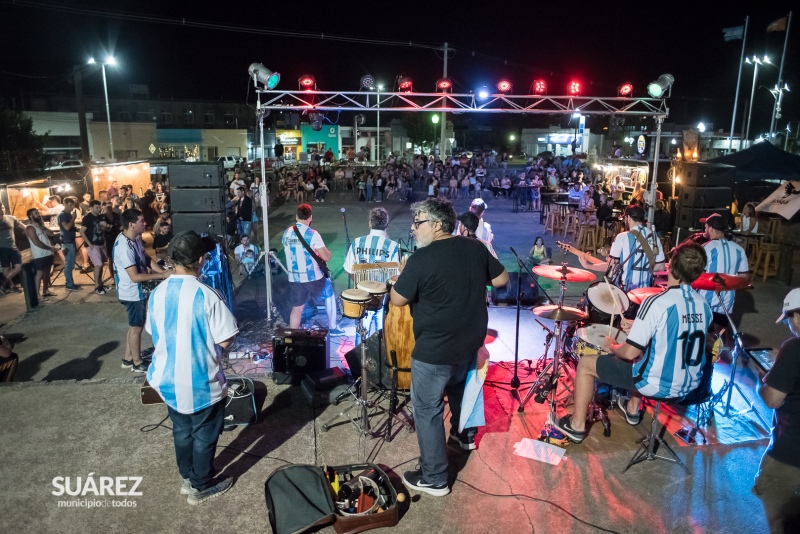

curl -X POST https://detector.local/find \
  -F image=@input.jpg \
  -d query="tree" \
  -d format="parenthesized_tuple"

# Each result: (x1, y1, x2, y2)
(400, 113, 436, 151)
(0, 104, 47, 171)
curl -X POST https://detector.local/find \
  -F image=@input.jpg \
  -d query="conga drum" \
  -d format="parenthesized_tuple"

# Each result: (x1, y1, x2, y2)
(340, 289, 371, 320)
(383, 276, 412, 390)
(357, 279, 389, 311)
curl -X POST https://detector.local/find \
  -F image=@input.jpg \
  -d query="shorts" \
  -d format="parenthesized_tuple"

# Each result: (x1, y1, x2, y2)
(33, 255, 54, 271)
(288, 278, 328, 307)
(121, 299, 147, 327)
(87, 244, 108, 267)
(0, 248, 22, 268)
(595, 355, 640, 392)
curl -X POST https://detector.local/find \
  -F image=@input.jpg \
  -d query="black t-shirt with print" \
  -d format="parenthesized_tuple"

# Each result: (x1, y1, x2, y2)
(766, 336, 800, 467)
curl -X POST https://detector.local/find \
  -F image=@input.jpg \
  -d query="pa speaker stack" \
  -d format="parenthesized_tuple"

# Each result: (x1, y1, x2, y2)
(673, 162, 736, 243)
(168, 162, 226, 236)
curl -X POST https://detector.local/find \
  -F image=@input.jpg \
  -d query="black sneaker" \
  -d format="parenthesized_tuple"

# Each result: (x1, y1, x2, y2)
(95, 287, 106, 295)
(187, 477, 233, 505)
(402, 469, 450, 497)
(131, 362, 149, 373)
(121, 359, 134, 370)
(619, 398, 642, 426)
(553, 414, 588, 444)
(449, 428, 477, 451)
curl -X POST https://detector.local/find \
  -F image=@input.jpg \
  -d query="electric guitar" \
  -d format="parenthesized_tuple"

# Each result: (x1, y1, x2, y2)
(556, 241, 620, 283)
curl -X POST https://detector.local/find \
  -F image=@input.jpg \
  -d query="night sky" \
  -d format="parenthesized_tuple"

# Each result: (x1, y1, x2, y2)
(1, 0, 797, 138)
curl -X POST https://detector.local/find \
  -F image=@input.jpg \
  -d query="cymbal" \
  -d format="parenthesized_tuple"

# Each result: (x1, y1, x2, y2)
(532, 305, 589, 322)
(627, 287, 665, 305)
(533, 264, 596, 283)
(691, 273, 752, 292)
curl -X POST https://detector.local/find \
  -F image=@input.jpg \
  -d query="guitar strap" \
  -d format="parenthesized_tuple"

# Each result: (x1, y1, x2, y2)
(292, 224, 331, 279)
(629, 229, 656, 276)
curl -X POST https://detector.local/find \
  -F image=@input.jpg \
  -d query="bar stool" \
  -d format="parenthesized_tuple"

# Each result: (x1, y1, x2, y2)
(576, 223, 598, 252)
(563, 209, 579, 239)
(753, 244, 780, 281)
(623, 396, 690, 474)
(544, 210, 561, 236)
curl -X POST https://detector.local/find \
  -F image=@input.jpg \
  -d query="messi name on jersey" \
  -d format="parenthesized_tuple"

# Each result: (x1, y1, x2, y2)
(682, 313, 705, 324)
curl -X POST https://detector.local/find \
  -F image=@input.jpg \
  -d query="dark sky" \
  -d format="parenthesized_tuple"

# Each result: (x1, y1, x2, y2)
(1, 0, 797, 136)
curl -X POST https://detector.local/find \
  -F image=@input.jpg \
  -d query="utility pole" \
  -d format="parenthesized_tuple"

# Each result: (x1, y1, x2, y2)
(439, 42, 448, 158)
(73, 66, 91, 165)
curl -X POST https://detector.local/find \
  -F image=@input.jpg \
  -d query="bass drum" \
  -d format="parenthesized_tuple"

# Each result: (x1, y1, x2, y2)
(383, 276, 412, 390)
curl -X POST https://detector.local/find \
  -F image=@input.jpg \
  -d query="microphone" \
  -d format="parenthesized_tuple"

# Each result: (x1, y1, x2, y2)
(509, 246, 518, 256)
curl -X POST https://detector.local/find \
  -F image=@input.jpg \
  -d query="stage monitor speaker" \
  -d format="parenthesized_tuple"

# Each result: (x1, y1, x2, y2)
(172, 211, 226, 236)
(491, 272, 539, 306)
(223, 377, 258, 427)
(677, 186, 733, 209)
(675, 207, 732, 230)
(272, 328, 329, 385)
(344, 332, 390, 390)
(170, 187, 227, 213)
(168, 162, 224, 188)
(676, 162, 736, 188)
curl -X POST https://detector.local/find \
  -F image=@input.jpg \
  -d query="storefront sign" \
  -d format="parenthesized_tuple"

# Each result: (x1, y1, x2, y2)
(637, 135, 646, 155)
(278, 133, 301, 146)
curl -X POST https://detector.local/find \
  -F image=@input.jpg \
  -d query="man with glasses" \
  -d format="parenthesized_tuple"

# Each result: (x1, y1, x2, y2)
(390, 198, 508, 497)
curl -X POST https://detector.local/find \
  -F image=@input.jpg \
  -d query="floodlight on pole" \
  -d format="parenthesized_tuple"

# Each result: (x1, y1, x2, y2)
(744, 56, 770, 141)
(248, 63, 280, 89)
(88, 55, 117, 160)
(697, 122, 706, 133)
(647, 74, 674, 98)
(436, 78, 452, 92)
(618, 82, 633, 96)
(398, 76, 413, 92)
(496, 79, 512, 93)
(476, 86, 490, 100)
(531, 79, 547, 95)
(298, 74, 316, 90)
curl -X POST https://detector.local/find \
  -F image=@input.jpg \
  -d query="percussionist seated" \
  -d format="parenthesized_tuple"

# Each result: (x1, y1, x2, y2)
(554, 242, 712, 443)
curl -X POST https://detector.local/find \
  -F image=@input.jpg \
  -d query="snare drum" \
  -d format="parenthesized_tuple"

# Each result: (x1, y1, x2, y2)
(584, 281, 629, 326)
(572, 323, 627, 358)
(341, 289, 371, 319)
(357, 280, 389, 311)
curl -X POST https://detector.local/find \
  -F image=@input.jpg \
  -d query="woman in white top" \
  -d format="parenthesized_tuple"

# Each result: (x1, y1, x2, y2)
(740, 203, 759, 233)
(25, 208, 59, 298)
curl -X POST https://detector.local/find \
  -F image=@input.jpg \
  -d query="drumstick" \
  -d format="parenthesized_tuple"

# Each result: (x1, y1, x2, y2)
(603, 276, 618, 337)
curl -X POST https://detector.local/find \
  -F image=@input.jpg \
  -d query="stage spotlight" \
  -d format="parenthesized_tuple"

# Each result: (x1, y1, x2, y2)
(647, 73, 674, 98)
(308, 112, 324, 131)
(436, 77, 452, 92)
(298, 74, 316, 90)
(360, 74, 375, 89)
(248, 63, 280, 89)
(398, 76, 413, 92)
(568, 81, 581, 96)
(531, 79, 547, 95)
(496, 79, 512, 93)
(618, 82, 633, 96)
(476, 86, 490, 100)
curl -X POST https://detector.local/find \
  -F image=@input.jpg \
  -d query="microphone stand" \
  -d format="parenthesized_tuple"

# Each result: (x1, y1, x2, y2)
(508, 247, 555, 393)
(341, 209, 352, 288)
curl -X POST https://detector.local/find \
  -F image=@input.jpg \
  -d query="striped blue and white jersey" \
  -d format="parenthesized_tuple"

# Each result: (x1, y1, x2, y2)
(145, 275, 239, 414)
(113, 233, 148, 302)
(609, 224, 665, 291)
(282, 223, 326, 283)
(699, 239, 749, 313)
(626, 285, 712, 398)
(343, 230, 400, 273)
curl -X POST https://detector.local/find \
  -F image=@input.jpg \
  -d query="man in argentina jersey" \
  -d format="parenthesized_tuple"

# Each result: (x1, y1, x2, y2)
(608, 205, 665, 290)
(555, 242, 711, 443)
(146, 231, 238, 505)
(698, 213, 749, 329)
(343, 207, 400, 274)
(281, 204, 342, 333)
(113, 209, 170, 373)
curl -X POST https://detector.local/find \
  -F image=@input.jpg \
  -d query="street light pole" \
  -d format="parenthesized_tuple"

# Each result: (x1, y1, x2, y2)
(745, 56, 769, 143)
(439, 42, 448, 158)
(100, 63, 114, 161)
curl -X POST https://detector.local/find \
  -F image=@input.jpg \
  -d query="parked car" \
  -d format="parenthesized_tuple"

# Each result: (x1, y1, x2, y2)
(217, 155, 242, 170)
(46, 159, 84, 170)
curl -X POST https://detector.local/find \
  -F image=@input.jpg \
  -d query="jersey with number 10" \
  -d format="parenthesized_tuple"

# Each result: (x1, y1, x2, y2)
(626, 285, 712, 398)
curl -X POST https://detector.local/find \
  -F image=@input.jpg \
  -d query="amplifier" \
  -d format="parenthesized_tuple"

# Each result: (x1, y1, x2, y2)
(170, 187, 227, 213)
(677, 186, 733, 209)
(272, 328, 329, 385)
(168, 162, 224, 188)
(491, 272, 539, 305)
(172, 211, 226, 236)
(675, 207, 729, 230)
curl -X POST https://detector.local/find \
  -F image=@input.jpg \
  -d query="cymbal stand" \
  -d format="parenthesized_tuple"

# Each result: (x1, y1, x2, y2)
(705, 291, 770, 429)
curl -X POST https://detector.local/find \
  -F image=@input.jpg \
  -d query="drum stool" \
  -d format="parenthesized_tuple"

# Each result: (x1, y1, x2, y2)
(623, 396, 690, 474)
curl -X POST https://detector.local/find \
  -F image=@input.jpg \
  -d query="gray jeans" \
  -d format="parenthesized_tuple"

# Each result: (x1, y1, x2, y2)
(410, 357, 475, 485)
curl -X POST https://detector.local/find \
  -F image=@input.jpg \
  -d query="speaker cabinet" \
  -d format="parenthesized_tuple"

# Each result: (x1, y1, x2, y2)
(491, 272, 539, 305)
(676, 207, 731, 230)
(168, 162, 224, 188)
(678, 186, 733, 209)
(172, 211, 226, 236)
(170, 188, 227, 213)
(676, 162, 736, 188)
(344, 332, 390, 390)
(272, 328, 329, 385)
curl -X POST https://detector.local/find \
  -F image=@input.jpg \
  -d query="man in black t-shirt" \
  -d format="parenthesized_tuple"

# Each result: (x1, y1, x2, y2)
(390, 198, 508, 497)
(754, 288, 800, 533)
(80, 200, 108, 295)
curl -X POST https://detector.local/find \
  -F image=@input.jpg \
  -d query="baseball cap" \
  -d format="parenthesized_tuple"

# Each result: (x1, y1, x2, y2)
(458, 211, 480, 232)
(776, 288, 800, 323)
(470, 198, 487, 215)
(699, 213, 726, 231)
(168, 231, 216, 266)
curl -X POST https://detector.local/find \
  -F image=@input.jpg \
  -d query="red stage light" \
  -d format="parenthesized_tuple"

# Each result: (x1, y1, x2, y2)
(298, 74, 316, 90)
(618, 83, 633, 96)
(436, 77, 452, 92)
(532, 79, 547, 95)
(398, 76, 413, 92)
(496, 79, 512, 93)
(568, 81, 581, 95)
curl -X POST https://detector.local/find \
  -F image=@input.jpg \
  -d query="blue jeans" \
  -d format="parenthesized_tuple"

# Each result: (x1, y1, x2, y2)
(366, 185, 373, 201)
(410, 358, 475, 486)
(237, 220, 251, 239)
(167, 401, 225, 491)
(62, 243, 76, 287)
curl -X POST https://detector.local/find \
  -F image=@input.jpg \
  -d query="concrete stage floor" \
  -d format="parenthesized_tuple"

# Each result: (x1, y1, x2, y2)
(0, 186, 791, 533)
